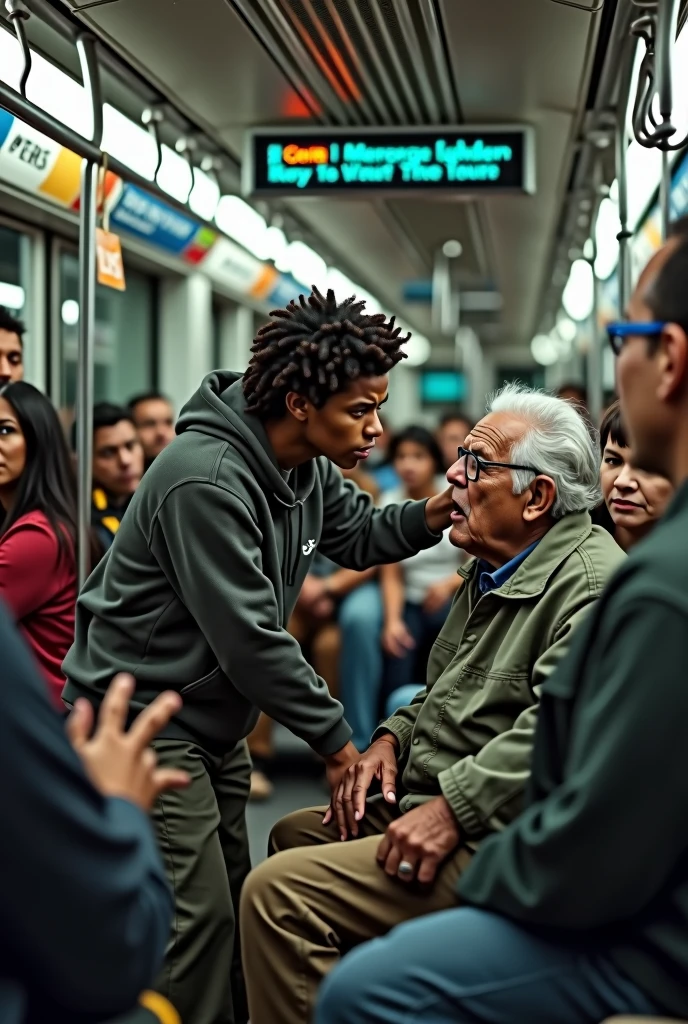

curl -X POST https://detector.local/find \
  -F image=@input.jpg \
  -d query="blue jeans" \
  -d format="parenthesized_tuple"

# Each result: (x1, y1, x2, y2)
(338, 583, 384, 751)
(383, 600, 451, 695)
(316, 908, 659, 1024)
(384, 684, 421, 720)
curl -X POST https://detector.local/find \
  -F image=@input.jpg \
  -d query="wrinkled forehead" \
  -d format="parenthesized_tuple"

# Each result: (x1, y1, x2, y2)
(465, 411, 528, 460)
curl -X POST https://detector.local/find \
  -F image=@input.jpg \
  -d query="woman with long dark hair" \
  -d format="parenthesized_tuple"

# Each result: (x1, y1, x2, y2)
(0, 382, 77, 706)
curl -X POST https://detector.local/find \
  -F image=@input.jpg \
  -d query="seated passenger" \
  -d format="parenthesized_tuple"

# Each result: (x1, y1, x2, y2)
(0, 382, 77, 709)
(0, 602, 187, 1024)
(240, 383, 625, 1024)
(436, 410, 473, 471)
(313, 218, 688, 1024)
(600, 398, 672, 550)
(128, 391, 176, 470)
(380, 426, 465, 715)
(63, 287, 453, 1024)
(367, 415, 399, 492)
(73, 401, 144, 561)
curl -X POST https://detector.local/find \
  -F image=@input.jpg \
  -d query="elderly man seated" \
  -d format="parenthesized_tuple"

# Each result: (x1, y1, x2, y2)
(240, 383, 625, 1024)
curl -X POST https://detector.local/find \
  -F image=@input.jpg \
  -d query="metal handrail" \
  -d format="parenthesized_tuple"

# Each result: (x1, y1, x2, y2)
(0, 21, 217, 587)
(628, 0, 686, 241)
(75, 31, 101, 587)
(615, 36, 637, 315)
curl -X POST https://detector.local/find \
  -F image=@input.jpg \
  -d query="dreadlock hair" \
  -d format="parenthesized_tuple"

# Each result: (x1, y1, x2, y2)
(242, 285, 409, 420)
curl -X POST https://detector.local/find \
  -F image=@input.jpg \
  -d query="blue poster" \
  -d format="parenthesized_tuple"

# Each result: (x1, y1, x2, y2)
(0, 109, 14, 149)
(109, 182, 198, 255)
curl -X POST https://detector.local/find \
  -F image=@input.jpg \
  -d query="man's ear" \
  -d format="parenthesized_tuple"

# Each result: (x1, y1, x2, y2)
(285, 391, 309, 422)
(522, 475, 556, 522)
(657, 324, 688, 402)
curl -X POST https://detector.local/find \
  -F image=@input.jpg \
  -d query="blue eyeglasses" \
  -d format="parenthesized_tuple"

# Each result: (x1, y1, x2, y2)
(606, 321, 666, 356)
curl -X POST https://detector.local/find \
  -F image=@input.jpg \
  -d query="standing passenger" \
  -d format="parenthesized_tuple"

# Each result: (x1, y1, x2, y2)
(0, 306, 24, 385)
(0, 382, 77, 709)
(128, 391, 176, 470)
(62, 287, 452, 1024)
(73, 402, 144, 560)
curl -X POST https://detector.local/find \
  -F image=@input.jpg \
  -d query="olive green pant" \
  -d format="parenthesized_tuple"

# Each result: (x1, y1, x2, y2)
(240, 796, 473, 1024)
(151, 739, 252, 1024)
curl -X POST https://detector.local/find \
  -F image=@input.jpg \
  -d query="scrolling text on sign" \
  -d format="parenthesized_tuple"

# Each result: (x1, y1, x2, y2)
(252, 132, 528, 193)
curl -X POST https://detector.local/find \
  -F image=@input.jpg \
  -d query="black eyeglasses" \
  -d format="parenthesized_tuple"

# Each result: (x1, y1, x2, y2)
(457, 446, 540, 482)
(606, 321, 666, 356)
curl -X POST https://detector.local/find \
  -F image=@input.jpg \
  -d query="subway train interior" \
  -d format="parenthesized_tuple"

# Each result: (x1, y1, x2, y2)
(1, 0, 688, 1022)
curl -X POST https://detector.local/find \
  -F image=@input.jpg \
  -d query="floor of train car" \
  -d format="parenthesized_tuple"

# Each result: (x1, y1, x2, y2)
(246, 724, 328, 865)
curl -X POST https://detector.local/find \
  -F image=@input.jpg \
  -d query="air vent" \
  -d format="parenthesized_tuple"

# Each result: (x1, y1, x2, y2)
(226, 0, 461, 126)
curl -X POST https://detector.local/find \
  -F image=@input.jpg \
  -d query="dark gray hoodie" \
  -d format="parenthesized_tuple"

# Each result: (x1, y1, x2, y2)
(62, 371, 442, 754)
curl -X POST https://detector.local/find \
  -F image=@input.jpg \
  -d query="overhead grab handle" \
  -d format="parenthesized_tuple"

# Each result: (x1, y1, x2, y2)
(630, 0, 687, 150)
(76, 32, 103, 147)
(5, 0, 32, 98)
(142, 105, 164, 183)
(175, 135, 198, 205)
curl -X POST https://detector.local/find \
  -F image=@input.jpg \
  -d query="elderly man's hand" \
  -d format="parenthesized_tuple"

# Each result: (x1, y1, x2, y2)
(376, 796, 460, 885)
(323, 733, 399, 840)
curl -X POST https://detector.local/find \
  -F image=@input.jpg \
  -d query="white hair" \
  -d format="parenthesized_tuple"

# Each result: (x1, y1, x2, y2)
(486, 382, 601, 520)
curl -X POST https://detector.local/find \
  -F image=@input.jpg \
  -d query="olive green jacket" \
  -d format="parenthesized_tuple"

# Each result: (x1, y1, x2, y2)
(376, 512, 625, 844)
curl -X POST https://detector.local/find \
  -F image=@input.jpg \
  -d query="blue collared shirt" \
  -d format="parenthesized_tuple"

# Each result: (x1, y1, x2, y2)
(478, 540, 540, 595)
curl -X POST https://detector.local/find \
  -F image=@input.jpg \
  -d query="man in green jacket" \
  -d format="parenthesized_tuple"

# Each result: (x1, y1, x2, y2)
(240, 382, 624, 1024)
(314, 224, 688, 1024)
(62, 286, 452, 1024)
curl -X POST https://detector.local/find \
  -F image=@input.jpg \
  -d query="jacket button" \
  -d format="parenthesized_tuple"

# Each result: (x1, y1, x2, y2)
(412, 738, 420, 745)
(466, 633, 477, 643)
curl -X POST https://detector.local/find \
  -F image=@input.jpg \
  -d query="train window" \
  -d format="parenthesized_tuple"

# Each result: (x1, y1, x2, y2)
(57, 249, 157, 432)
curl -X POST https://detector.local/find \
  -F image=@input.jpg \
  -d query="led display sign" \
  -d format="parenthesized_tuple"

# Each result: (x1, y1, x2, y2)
(244, 126, 535, 197)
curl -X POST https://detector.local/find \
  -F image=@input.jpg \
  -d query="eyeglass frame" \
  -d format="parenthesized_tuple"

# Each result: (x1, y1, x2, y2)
(457, 446, 541, 482)
(606, 320, 666, 356)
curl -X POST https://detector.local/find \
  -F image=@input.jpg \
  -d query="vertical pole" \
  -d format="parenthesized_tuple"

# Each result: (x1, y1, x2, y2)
(75, 33, 102, 587)
(587, 246, 603, 426)
(76, 160, 98, 586)
(659, 148, 671, 242)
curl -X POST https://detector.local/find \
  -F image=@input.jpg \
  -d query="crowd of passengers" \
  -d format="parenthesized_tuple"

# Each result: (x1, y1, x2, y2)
(1, 221, 688, 1024)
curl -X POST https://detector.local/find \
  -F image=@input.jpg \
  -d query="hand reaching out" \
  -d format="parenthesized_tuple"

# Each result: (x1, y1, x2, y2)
(67, 673, 190, 813)
(382, 619, 416, 659)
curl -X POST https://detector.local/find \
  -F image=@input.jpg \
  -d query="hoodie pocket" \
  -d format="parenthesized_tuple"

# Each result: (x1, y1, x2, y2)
(180, 665, 222, 696)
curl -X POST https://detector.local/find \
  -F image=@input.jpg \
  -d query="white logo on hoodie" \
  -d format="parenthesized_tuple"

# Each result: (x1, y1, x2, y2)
(302, 539, 316, 556)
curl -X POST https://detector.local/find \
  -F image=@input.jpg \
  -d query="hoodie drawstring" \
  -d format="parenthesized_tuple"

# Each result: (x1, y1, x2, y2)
(273, 493, 305, 588)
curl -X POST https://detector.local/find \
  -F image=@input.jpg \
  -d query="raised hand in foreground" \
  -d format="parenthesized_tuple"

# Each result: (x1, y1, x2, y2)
(67, 673, 190, 812)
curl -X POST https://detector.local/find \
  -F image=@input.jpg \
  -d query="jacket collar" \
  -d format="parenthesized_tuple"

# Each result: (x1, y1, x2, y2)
(458, 511, 593, 599)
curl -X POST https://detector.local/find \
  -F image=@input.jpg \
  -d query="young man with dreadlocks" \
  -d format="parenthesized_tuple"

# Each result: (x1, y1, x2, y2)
(62, 286, 452, 1024)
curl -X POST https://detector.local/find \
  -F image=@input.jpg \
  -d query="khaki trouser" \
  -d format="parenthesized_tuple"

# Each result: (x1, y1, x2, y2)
(151, 739, 252, 1024)
(240, 795, 473, 1024)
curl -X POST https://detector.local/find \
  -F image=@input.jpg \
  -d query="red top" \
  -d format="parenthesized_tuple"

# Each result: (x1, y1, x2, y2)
(0, 511, 76, 708)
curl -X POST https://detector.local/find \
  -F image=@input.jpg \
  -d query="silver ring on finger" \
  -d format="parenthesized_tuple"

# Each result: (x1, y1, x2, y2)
(398, 860, 415, 877)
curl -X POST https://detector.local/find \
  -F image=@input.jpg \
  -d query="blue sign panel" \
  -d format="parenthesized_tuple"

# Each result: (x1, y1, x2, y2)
(0, 108, 13, 149)
(245, 126, 535, 197)
(109, 183, 198, 255)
